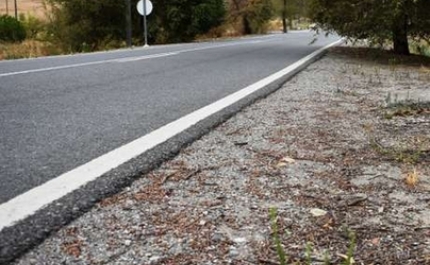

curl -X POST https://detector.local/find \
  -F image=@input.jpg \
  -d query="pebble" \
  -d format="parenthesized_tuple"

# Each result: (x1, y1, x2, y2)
(310, 208, 328, 217)
(233, 237, 247, 244)
(228, 246, 239, 257)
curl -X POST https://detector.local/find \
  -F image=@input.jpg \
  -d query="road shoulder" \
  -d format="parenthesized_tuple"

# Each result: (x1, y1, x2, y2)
(15, 47, 430, 264)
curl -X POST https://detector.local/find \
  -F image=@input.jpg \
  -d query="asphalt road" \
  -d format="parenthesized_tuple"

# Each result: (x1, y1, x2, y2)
(0, 32, 338, 204)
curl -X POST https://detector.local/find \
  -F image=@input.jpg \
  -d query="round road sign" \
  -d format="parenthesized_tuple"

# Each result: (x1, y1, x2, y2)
(137, 0, 153, 16)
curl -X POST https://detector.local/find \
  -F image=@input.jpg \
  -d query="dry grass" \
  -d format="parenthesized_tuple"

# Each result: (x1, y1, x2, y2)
(0, 40, 61, 59)
(0, 0, 46, 18)
(405, 168, 419, 188)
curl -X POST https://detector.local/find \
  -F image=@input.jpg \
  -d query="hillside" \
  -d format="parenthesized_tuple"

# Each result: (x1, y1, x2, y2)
(0, 0, 45, 18)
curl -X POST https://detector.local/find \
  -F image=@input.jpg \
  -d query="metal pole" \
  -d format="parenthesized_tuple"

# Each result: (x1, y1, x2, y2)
(126, 0, 132, 47)
(14, 0, 17, 19)
(143, 0, 148, 47)
(6, 0, 9, 15)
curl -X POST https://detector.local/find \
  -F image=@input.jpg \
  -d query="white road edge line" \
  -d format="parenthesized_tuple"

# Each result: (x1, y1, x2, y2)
(0, 38, 343, 231)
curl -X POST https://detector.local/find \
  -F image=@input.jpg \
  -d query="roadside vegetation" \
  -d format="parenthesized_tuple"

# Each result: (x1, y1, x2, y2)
(1, 0, 429, 59)
(310, 0, 430, 55)
(1, 0, 301, 59)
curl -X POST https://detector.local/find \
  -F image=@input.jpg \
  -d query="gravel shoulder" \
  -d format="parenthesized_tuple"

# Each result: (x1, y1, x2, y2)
(14, 46, 430, 265)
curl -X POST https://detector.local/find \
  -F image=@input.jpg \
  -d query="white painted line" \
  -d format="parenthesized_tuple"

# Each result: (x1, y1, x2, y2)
(0, 52, 178, 77)
(114, 52, 179, 63)
(0, 39, 270, 77)
(178, 39, 267, 54)
(0, 38, 343, 231)
(0, 60, 112, 77)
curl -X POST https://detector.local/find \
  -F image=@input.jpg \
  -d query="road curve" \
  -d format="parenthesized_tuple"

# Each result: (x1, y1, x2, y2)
(0, 32, 338, 204)
(0, 32, 340, 264)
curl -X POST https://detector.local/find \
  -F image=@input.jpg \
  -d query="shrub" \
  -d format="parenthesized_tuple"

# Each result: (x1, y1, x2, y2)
(0, 15, 26, 42)
(19, 14, 46, 40)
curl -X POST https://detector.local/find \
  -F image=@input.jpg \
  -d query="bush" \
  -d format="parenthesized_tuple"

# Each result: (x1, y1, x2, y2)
(0, 15, 26, 42)
(19, 14, 46, 40)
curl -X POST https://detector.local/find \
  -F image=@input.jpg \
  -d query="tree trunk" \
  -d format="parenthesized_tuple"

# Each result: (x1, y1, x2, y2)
(282, 0, 287, 33)
(243, 15, 252, 34)
(392, 12, 410, 55)
(14, 0, 17, 19)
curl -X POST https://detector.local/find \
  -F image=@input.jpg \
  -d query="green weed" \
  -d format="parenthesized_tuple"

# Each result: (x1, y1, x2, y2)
(383, 98, 430, 119)
(269, 207, 287, 265)
(370, 138, 425, 165)
(269, 208, 357, 265)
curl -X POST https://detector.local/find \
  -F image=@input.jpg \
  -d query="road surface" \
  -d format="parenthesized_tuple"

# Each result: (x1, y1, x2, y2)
(0, 32, 338, 205)
(0, 31, 342, 264)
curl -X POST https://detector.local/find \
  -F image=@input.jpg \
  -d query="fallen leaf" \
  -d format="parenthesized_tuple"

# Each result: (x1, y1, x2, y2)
(281, 156, 296, 164)
(336, 253, 355, 264)
(62, 240, 82, 258)
(370, 237, 380, 246)
(310, 208, 327, 217)
(276, 162, 288, 168)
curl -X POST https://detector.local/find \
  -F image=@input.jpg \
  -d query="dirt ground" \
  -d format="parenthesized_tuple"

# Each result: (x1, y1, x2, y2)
(14, 46, 430, 265)
(0, 0, 45, 18)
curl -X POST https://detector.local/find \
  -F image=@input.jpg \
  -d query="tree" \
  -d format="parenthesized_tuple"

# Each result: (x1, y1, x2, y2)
(46, 0, 226, 51)
(309, 0, 430, 55)
(229, 0, 274, 34)
(271, 0, 311, 32)
(151, 0, 226, 43)
(46, 0, 126, 52)
(0, 15, 26, 42)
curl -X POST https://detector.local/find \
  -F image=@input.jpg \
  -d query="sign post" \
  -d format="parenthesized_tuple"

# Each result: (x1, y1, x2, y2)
(136, 0, 153, 47)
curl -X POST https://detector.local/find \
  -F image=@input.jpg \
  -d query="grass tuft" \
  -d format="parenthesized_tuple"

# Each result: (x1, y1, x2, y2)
(405, 167, 419, 188)
(269, 207, 287, 265)
(384, 99, 430, 119)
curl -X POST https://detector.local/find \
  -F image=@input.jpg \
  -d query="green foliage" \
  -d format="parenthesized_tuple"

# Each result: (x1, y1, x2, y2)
(44, 0, 226, 51)
(46, 0, 127, 52)
(19, 14, 46, 40)
(309, 0, 430, 55)
(342, 230, 356, 265)
(0, 15, 26, 43)
(272, 0, 310, 20)
(245, 0, 274, 33)
(151, 0, 226, 43)
(229, 0, 274, 34)
(269, 207, 287, 265)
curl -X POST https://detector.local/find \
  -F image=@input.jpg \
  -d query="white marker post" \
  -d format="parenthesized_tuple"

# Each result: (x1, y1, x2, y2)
(136, 0, 153, 47)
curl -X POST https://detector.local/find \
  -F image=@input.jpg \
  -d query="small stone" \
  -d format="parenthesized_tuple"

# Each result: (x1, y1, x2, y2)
(233, 237, 247, 244)
(149, 256, 160, 263)
(310, 208, 327, 217)
(124, 240, 132, 246)
(212, 232, 223, 242)
(345, 193, 368, 206)
(228, 246, 239, 257)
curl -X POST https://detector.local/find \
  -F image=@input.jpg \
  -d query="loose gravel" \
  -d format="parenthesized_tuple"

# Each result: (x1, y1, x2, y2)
(14, 46, 430, 265)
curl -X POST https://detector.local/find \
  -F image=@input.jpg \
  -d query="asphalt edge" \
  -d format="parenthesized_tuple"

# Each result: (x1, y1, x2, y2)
(0, 40, 342, 265)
